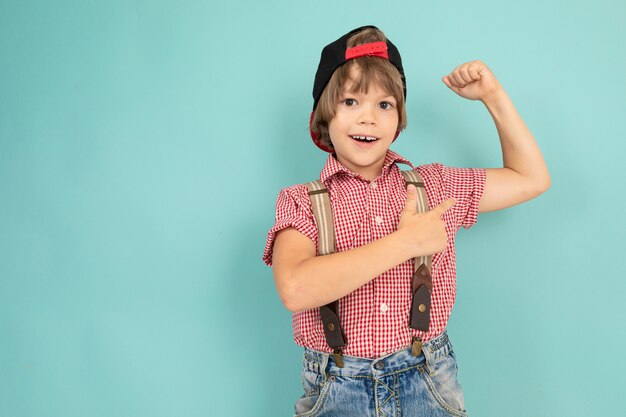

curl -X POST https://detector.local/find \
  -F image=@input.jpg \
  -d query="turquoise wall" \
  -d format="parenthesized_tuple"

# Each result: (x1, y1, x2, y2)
(1, 0, 624, 416)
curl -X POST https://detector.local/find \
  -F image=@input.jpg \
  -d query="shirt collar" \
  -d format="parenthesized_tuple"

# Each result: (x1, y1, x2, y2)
(320, 149, 415, 184)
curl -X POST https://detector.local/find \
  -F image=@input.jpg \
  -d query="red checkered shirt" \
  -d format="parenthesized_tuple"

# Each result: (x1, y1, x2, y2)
(263, 149, 486, 358)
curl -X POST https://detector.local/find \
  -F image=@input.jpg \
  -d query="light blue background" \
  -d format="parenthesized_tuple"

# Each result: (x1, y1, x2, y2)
(1, 1, 624, 416)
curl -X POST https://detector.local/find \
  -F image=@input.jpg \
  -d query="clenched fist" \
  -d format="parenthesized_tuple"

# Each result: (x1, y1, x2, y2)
(442, 60, 503, 103)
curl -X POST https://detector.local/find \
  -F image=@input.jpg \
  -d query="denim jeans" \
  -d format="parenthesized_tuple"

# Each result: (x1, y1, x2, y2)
(294, 330, 467, 417)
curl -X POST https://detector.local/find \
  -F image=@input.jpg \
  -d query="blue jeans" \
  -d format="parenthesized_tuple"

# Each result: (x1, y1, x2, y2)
(294, 330, 467, 417)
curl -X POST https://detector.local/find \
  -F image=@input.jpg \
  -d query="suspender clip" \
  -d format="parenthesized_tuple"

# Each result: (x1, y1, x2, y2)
(411, 336, 423, 357)
(333, 348, 345, 368)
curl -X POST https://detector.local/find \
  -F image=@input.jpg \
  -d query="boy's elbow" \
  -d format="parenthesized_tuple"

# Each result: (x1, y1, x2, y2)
(523, 171, 551, 199)
(524, 180, 550, 203)
(536, 174, 551, 195)
(274, 270, 303, 313)
(283, 289, 307, 313)
(280, 285, 299, 313)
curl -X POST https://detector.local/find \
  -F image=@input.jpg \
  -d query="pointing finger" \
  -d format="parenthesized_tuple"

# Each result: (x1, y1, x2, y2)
(430, 198, 456, 217)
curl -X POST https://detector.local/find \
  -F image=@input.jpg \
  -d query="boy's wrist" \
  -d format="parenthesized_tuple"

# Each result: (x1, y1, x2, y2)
(390, 230, 422, 261)
(480, 87, 507, 108)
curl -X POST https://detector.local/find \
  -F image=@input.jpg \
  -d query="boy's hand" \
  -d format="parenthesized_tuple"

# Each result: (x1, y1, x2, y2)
(396, 184, 456, 258)
(442, 60, 504, 103)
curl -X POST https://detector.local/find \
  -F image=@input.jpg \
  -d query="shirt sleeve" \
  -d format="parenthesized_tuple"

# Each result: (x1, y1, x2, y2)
(262, 184, 318, 267)
(418, 163, 486, 230)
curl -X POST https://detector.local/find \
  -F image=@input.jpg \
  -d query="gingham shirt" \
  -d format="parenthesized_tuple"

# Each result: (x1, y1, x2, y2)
(263, 149, 486, 358)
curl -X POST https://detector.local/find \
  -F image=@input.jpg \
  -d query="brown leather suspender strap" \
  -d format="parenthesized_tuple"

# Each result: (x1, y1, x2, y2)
(306, 170, 433, 363)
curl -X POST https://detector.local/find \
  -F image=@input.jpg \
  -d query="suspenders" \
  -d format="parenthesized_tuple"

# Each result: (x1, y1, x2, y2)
(305, 170, 433, 367)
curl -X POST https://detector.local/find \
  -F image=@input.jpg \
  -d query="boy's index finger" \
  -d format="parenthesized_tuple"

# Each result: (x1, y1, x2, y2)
(430, 198, 456, 216)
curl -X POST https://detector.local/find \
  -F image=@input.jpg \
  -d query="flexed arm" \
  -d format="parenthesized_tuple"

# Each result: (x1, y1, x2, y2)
(442, 60, 551, 213)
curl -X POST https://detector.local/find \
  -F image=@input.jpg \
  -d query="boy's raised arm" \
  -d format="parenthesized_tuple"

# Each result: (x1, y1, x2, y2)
(442, 60, 551, 213)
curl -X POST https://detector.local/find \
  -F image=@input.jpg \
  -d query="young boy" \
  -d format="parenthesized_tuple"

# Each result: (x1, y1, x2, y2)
(262, 25, 550, 416)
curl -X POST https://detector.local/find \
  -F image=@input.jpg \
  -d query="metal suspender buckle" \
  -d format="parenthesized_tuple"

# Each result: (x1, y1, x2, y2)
(411, 336, 423, 357)
(333, 348, 345, 368)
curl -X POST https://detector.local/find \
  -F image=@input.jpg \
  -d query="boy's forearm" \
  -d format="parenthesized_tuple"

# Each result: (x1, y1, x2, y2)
(482, 90, 551, 189)
(286, 231, 415, 312)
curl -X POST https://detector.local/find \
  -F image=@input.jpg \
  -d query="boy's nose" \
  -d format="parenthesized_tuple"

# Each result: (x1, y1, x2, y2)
(358, 104, 376, 125)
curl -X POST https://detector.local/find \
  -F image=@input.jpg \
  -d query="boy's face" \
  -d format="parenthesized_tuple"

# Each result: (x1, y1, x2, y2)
(328, 71, 399, 181)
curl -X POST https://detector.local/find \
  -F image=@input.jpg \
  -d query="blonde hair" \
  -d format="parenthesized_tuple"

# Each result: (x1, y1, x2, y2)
(311, 27, 407, 151)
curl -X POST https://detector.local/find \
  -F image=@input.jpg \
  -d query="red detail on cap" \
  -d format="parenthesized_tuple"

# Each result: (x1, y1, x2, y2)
(393, 130, 400, 141)
(310, 111, 334, 153)
(345, 42, 388, 60)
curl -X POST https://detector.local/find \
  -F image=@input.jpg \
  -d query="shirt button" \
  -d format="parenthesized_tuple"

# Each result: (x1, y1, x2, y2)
(375, 361, 385, 370)
(370, 181, 377, 189)
(380, 303, 388, 313)
(375, 216, 383, 225)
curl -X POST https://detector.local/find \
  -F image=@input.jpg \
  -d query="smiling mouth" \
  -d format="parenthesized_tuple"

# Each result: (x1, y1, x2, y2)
(350, 135, 379, 142)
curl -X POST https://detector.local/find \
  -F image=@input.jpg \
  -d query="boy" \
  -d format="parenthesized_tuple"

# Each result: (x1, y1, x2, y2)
(262, 25, 550, 416)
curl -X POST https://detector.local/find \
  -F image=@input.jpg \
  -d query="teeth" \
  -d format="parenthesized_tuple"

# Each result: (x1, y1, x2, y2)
(351, 135, 378, 141)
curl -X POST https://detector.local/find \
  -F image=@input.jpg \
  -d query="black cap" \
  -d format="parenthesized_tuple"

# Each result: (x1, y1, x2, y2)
(312, 25, 406, 111)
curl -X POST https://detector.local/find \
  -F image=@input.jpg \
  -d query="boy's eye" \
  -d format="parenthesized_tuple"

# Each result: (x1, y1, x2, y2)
(380, 101, 394, 110)
(343, 98, 357, 106)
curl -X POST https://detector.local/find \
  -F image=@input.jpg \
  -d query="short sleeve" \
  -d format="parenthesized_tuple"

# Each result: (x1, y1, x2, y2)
(262, 184, 318, 267)
(418, 163, 486, 230)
